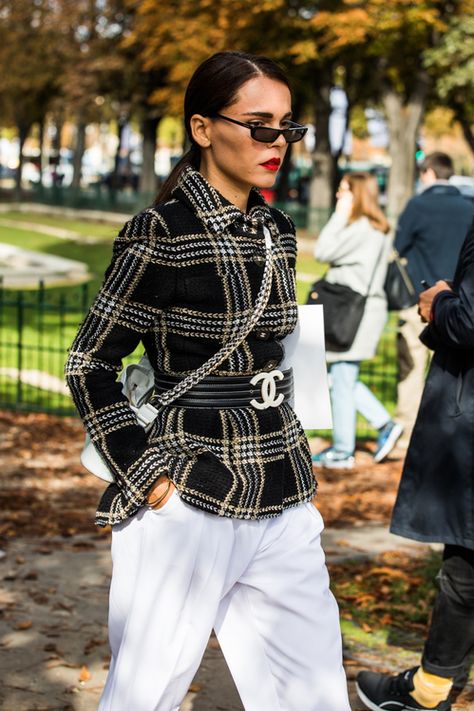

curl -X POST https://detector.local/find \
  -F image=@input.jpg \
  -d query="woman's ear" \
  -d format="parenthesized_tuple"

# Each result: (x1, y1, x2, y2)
(190, 114, 212, 148)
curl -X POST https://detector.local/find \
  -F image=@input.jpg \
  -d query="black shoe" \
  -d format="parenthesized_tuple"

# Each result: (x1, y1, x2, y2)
(356, 667, 452, 710)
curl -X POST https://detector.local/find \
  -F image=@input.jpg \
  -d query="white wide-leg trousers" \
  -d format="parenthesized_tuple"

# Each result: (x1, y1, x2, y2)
(99, 492, 350, 711)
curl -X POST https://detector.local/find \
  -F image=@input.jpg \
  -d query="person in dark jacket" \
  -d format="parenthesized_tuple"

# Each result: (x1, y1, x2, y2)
(356, 218, 474, 711)
(66, 52, 350, 711)
(394, 152, 473, 448)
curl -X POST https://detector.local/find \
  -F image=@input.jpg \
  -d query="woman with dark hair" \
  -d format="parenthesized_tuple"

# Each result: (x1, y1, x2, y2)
(312, 172, 401, 469)
(66, 51, 350, 711)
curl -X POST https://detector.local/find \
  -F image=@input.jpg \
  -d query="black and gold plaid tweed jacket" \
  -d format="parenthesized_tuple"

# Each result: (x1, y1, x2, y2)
(66, 167, 316, 526)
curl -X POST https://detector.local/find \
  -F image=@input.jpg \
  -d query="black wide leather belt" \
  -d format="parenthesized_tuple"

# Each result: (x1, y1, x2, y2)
(153, 368, 293, 410)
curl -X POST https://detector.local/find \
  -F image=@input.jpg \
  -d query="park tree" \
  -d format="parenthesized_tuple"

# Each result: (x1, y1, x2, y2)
(124, 0, 421, 220)
(49, 0, 139, 193)
(116, 0, 170, 195)
(0, 0, 66, 194)
(424, 14, 474, 157)
(123, 0, 332, 210)
(66, 0, 172, 195)
(310, 0, 472, 219)
(123, 0, 301, 116)
(50, 0, 108, 189)
(55, 0, 126, 190)
(125, 0, 310, 195)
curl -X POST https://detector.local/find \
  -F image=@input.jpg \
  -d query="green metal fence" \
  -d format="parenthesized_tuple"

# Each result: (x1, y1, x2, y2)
(0, 280, 90, 414)
(0, 280, 398, 438)
(27, 184, 156, 215)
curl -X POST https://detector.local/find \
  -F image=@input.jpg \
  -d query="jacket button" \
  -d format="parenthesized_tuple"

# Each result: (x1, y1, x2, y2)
(255, 330, 270, 341)
(264, 359, 278, 371)
(253, 254, 265, 267)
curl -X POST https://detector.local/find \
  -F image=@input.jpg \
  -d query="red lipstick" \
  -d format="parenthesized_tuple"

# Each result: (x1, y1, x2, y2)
(260, 158, 281, 171)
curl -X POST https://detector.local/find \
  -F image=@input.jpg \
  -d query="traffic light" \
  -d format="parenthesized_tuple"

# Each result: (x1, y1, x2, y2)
(415, 141, 425, 163)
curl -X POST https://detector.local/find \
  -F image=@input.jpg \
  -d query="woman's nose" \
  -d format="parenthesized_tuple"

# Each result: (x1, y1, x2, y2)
(271, 132, 287, 148)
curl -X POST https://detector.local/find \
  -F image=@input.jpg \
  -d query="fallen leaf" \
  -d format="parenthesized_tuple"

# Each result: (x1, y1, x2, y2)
(79, 665, 91, 682)
(369, 566, 408, 579)
(15, 620, 33, 630)
(188, 682, 203, 693)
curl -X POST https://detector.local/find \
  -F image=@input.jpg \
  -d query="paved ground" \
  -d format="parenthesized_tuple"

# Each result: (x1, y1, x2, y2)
(3, 524, 470, 711)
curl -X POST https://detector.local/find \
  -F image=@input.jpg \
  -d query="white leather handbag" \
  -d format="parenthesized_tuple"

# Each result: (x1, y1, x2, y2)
(80, 355, 159, 482)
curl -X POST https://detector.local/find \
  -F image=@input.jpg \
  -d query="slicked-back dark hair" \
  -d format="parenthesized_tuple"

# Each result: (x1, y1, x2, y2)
(155, 51, 291, 204)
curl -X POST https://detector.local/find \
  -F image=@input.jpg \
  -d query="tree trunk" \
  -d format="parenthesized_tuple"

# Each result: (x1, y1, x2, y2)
(459, 117, 474, 156)
(71, 121, 86, 190)
(52, 119, 63, 157)
(309, 71, 334, 232)
(383, 75, 429, 222)
(38, 119, 45, 188)
(139, 115, 160, 195)
(15, 122, 30, 198)
(51, 118, 64, 187)
(452, 103, 474, 156)
(112, 113, 129, 191)
(331, 99, 351, 198)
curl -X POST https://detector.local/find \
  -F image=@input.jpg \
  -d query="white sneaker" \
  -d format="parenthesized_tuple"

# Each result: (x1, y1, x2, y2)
(312, 447, 355, 469)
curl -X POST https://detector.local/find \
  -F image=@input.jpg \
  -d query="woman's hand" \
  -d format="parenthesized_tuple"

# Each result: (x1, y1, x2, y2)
(146, 475, 176, 510)
(335, 190, 353, 219)
(418, 280, 452, 323)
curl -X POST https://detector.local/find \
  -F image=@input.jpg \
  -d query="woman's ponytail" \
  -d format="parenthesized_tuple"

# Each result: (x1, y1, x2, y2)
(154, 144, 200, 205)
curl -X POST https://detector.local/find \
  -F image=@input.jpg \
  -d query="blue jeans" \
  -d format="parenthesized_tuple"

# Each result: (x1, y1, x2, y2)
(329, 361, 391, 454)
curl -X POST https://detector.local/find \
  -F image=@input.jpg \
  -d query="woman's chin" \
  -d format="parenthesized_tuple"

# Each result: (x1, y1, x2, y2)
(253, 174, 278, 190)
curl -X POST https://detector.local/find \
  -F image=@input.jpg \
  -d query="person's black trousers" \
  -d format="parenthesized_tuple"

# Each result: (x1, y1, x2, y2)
(422, 545, 474, 678)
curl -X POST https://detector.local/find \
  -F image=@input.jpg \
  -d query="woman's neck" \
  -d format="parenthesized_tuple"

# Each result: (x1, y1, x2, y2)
(199, 163, 250, 213)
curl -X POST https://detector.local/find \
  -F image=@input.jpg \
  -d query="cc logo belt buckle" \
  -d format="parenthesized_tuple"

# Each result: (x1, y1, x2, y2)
(250, 369, 285, 410)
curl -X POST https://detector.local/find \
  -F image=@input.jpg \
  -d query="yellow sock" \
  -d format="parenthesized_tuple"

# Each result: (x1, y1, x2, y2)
(411, 667, 453, 708)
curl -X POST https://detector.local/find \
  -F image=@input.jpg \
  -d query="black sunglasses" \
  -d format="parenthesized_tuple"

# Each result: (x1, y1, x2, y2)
(213, 114, 308, 144)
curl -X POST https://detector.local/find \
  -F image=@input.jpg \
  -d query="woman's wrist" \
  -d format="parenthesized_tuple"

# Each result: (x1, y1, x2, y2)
(146, 475, 173, 505)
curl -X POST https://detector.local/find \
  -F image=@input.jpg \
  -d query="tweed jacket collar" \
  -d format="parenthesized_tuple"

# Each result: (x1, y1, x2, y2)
(172, 166, 274, 234)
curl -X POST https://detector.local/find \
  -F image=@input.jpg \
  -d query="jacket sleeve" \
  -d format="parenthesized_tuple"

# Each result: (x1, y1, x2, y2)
(424, 223, 474, 350)
(313, 212, 353, 263)
(65, 209, 176, 521)
(394, 200, 417, 257)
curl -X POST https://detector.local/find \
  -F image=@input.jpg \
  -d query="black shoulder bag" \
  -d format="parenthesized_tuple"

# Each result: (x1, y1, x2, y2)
(306, 239, 386, 352)
(383, 249, 417, 311)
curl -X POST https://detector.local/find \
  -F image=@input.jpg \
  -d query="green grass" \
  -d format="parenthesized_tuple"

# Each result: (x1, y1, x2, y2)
(296, 252, 325, 279)
(0, 210, 119, 239)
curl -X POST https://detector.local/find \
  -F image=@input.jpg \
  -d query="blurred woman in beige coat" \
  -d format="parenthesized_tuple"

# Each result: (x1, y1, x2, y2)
(312, 173, 403, 468)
